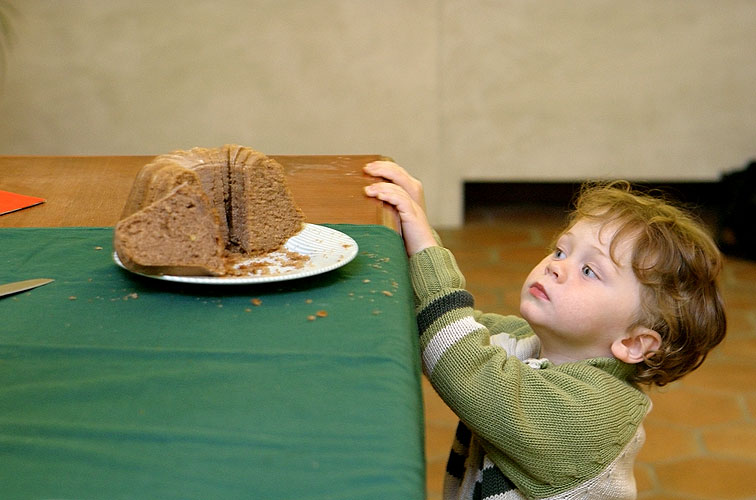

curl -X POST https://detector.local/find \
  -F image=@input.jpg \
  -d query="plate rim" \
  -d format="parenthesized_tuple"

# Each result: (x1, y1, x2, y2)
(112, 223, 359, 285)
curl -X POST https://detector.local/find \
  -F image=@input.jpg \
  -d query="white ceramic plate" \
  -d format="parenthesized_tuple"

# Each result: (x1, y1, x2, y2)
(113, 224, 359, 284)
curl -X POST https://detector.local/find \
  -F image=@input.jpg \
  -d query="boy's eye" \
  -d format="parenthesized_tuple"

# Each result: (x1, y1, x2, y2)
(554, 248, 566, 259)
(582, 265, 597, 278)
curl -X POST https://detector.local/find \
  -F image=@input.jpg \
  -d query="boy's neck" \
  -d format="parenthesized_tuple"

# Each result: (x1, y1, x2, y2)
(538, 341, 614, 365)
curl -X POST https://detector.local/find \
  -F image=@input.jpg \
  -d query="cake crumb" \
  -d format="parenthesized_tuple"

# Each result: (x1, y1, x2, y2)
(244, 308, 252, 313)
(68, 296, 77, 300)
(224, 247, 310, 277)
(316, 310, 328, 318)
(382, 290, 393, 297)
(124, 292, 139, 300)
(307, 315, 316, 321)
(362, 279, 371, 283)
(305, 299, 313, 304)
(94, 246, 103, 251)
(251, 298, 262, 306)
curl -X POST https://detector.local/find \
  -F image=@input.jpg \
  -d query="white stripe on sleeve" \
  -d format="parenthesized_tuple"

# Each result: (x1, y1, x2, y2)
(422, 316, 483, 375)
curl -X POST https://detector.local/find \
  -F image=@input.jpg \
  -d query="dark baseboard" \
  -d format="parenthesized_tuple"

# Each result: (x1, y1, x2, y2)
(464, 181, 722, 212)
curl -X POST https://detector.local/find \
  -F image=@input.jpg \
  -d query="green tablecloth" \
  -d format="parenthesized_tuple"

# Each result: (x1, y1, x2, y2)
(0, 225, 424, 499)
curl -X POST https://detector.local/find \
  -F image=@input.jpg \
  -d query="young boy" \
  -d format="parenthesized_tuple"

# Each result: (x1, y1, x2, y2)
(364, 161, 726, 499)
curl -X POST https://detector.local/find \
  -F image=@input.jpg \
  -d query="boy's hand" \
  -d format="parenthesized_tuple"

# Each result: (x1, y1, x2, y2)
(363, 161, 437, 256)
(364, 161, 426, 210)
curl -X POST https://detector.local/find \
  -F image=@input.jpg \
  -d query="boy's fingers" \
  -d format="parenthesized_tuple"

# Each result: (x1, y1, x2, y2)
(364, 160, 400, 172)
(364, 182, 409, 203)
(365, 183, 425, 219)
(364, 162, 425, 209)
(364, 181, 400, 193)
(364, 182, 390, 196)
(364, 161, 409, 182)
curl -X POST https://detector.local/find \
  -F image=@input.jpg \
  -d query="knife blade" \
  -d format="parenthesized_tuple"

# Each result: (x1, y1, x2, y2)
(0, 278, 54, 298)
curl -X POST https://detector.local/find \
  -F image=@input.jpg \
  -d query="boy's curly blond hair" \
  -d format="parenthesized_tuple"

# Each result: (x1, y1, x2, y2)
(567, 181, 726, 386)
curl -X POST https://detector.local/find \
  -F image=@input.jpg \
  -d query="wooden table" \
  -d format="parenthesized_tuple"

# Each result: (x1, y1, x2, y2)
(0, 154, 398, 229)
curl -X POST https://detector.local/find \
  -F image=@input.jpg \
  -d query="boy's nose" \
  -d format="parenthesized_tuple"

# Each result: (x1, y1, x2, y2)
(546, 261, 566, 282)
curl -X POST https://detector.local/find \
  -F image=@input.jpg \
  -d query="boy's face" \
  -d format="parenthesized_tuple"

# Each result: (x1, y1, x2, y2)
(519, 218, 644, 360)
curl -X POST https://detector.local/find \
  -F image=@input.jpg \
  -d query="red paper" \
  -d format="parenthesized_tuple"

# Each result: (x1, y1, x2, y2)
(0, 190, 46, 216)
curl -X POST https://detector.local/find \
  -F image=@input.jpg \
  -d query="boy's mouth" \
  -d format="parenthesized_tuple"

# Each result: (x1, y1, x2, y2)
(528, 282, 549, 301)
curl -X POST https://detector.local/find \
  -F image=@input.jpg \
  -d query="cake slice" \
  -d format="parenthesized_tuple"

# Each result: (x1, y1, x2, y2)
(114, 182, 225, 276)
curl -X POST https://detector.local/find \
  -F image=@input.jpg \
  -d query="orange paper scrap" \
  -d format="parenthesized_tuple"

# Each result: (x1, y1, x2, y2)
(0, 190, 46, 216)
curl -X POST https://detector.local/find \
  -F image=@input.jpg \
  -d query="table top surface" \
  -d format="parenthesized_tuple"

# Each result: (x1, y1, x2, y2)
(0, 154, 398, 229)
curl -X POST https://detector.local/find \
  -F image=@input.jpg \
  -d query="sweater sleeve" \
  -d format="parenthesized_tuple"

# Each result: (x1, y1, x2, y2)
(409, 245, 651, 496)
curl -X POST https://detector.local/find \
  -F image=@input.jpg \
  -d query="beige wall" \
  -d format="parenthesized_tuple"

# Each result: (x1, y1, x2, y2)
(1, 1, 754, 226)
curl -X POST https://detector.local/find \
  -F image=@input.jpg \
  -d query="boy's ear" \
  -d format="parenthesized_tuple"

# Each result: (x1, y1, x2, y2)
(611, 327, 662, 364)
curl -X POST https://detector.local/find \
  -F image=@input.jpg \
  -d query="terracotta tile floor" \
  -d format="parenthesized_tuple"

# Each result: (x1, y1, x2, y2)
(423, 204, 756, 500)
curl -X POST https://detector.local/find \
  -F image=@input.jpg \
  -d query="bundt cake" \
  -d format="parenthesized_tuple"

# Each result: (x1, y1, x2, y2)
(113, 145, 305, 276)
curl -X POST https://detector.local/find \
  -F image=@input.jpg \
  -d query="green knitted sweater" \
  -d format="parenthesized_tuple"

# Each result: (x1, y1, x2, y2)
(410, 246, 650, 499)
